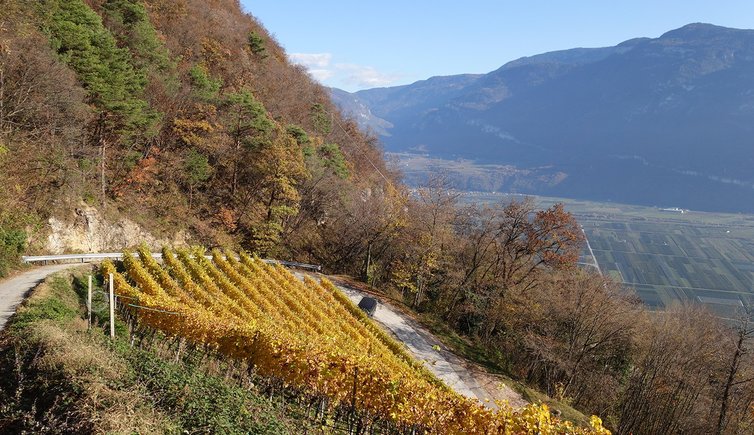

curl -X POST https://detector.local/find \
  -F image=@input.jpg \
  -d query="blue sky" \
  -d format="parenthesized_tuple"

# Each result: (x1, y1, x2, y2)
(242, 1, 754, 92)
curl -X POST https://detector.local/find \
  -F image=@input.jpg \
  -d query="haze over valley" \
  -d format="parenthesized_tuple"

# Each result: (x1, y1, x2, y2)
(333, 23, 754, 213)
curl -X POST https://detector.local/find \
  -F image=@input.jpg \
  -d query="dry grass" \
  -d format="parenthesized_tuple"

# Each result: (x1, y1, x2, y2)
(30, 322, 177, 434)
(2, 270, 178, 434)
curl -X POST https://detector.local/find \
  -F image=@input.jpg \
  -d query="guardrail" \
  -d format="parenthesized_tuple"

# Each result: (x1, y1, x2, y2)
(21, 253, 322, 272)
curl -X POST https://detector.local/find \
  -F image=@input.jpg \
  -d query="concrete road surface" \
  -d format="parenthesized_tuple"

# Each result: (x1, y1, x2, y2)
(332, 281, 495, 405)
(0, 264, 74, 329)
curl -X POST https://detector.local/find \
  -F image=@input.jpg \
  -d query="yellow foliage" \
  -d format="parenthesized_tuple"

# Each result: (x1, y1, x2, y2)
(105, 248, 610, 434)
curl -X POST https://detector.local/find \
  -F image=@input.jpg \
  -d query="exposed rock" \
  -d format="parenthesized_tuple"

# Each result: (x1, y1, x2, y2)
(45, 206, 189, 254)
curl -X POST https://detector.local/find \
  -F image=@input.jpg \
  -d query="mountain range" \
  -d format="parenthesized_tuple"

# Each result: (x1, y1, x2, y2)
(331, 23, 754, 213)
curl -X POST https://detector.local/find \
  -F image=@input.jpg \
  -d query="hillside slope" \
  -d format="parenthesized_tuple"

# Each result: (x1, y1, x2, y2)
(0, 0, 398, 275)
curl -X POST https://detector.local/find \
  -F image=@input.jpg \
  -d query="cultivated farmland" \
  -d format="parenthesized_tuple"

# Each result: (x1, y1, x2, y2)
(465, 192, 754, 319)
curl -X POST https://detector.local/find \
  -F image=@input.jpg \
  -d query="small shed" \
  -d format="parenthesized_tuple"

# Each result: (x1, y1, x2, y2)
(357, 297, 378, 317)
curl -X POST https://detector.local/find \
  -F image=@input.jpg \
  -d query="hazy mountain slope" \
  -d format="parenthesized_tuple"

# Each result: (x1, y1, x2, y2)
(328, 87, 393, 136)
(337, 23, 754, 212)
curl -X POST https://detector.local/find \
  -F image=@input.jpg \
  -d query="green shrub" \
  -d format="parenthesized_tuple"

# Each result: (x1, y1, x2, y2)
(189, 64, 222, 101)
(247, 31, 268, 57)
(286, 124, 310, 145)
(0, 227, 26, 278)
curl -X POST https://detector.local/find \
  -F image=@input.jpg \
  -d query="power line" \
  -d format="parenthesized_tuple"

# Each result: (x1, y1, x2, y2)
(320, 103, 393, 185)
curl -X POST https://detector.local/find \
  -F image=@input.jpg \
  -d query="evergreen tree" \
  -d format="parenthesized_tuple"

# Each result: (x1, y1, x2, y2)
(44, 0, 158, 198)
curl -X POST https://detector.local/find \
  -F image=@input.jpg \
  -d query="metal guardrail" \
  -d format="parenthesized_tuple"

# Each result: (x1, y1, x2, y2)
(274, 260, 323, 272)
(21, 253, 322, 272)
(22, 253, 133, 263)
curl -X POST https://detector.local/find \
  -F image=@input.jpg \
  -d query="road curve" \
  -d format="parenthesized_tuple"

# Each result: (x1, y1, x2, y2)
(0, 264, 75, 329)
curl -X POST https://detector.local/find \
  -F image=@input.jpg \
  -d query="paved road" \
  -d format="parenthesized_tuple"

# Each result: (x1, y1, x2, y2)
(0, 265, 74, 329)
(330, 280, 496, 405)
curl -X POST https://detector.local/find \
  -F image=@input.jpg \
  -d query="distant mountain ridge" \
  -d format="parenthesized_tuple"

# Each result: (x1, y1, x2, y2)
(331, 23, 754, 213)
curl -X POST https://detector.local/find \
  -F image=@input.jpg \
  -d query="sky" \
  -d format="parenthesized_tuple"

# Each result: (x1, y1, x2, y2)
(242, 1, 754, 92)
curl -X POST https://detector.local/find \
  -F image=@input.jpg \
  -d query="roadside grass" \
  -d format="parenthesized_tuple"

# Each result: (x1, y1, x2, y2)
(416, 313, 510, 374)
(0, 269, 302, 434)
(501, 379, 590, 427)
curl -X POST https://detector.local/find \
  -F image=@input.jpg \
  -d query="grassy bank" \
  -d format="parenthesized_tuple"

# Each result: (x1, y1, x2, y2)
(0, 269, 305, 434)
(416, 313, 590, 427)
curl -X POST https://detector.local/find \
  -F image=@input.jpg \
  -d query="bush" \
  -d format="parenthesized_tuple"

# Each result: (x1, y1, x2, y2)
(0, 227, 26, 278)
(247, 32, 267, 57)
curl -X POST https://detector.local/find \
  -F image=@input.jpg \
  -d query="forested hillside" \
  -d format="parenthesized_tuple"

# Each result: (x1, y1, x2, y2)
(0, 0, 396, 273)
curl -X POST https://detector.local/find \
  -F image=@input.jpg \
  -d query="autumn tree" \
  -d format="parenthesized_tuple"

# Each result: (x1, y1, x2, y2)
(713, 311, 754, 435)
(513, 271, 639, 414)
(441, 198, 584, 326)
(616, 305, 726, 435)
(183, 148, 212, 209)
(389, 176, 459, 307)
(222, 89, 273, 196)
(238, 124, 307, 255)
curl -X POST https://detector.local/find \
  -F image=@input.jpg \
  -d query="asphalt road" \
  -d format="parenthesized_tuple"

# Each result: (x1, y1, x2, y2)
(0, 264, 74, 329)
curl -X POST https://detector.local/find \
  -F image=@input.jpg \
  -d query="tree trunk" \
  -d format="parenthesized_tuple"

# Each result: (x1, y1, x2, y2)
(717, 330, 745, 435)
(412, 276, 422, 308)
(100, 138, 107, 202)
(231, 139, 239, 196)
(363, 242, 372, 283)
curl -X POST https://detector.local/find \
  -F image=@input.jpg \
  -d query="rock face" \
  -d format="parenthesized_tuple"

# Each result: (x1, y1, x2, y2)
(45, 206, 189, 254)
(335, 23, 754, 213)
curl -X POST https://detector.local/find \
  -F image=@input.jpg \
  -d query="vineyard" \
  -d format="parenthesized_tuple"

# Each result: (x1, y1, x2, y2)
(102, 246, 610, 434)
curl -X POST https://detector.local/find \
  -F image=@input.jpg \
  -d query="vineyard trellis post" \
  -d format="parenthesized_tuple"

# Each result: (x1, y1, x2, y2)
(350, 366, 360, 434)
(108, 272, 115, 338)
(87, 274, 92, 329)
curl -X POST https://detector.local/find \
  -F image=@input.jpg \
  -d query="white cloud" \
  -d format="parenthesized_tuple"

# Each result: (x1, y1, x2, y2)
(307, 68, 335, 81)
(288, 52, 401, 90)
(336, 63, 401, 88)
(289, 52, 332, 68)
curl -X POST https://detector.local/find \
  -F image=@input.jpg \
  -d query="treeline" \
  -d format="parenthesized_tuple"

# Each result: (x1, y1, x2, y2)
(365, 179, 754, 434)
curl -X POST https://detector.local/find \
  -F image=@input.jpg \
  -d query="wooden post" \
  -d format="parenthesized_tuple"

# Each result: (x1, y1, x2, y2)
(109, 273, 115, 338)
(87, 275, 92, 329)
(364, 242, 372, 283)
(350, 366, 359, 430)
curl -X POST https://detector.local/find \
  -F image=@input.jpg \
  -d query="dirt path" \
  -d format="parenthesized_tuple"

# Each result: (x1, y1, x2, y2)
(0, 265, 74, 329)
(325, 278, 526, 409)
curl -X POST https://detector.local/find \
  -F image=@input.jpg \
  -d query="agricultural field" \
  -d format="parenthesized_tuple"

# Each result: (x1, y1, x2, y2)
(464, 192, 754, 319)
